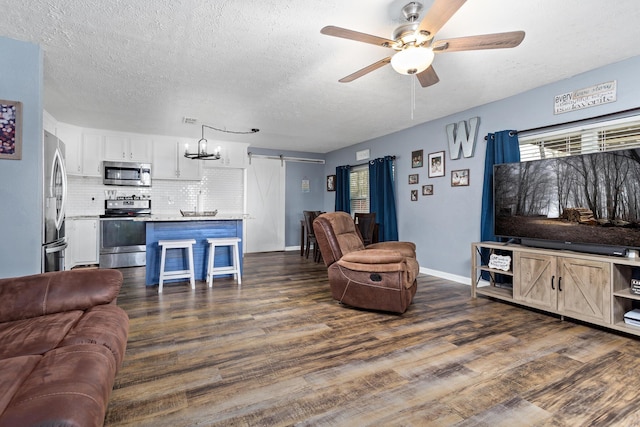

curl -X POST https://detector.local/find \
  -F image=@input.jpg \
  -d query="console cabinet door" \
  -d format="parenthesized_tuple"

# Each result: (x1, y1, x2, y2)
(514, 252, 557, 310)
(557, 257, 611, 323)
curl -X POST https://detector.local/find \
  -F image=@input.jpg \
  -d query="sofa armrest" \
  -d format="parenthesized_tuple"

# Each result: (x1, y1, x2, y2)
(0, 269, 123, 323)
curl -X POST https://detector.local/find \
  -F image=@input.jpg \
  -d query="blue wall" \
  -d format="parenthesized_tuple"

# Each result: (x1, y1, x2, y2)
(323, 56, 640, 281)
(0, 37, 43, 278)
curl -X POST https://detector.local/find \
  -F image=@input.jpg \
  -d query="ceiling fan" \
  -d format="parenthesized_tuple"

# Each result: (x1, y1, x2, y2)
(321, 0, 525, 87)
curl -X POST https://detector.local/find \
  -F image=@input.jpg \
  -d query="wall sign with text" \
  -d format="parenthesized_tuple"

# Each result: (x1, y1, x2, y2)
(554, 80, 617, 114)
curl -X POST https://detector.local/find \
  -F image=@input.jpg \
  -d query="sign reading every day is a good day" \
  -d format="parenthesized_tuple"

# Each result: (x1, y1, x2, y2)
(554, 80, 617, 114)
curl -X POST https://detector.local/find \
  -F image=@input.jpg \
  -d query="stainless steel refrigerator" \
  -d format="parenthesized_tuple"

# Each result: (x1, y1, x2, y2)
(42, 130, 68, 272)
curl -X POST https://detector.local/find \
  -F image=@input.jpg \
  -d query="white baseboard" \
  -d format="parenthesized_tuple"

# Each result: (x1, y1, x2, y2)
(288, 247, 471, 286)
(420, 267, 471, 286)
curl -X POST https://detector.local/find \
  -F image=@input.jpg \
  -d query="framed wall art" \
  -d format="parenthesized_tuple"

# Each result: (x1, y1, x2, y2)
(411, 190, 418, 201)
(451, 169, 470, 187)
(422, 184, 433, 196)
(326, 174, 336, 191)
(0, 99, 22, 160)
(411, 149, 423, 168)
(428, 151, 445, 178)
(408, 173, 419, 184)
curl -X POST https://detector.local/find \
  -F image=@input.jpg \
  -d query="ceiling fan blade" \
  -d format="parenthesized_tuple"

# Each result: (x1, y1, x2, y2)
(338, 57, 392, 83)
(433, 31, 525, 52)
(417, 66, 440, 88)
(321, 25, 396, 48)
(418, 0, 467, 37)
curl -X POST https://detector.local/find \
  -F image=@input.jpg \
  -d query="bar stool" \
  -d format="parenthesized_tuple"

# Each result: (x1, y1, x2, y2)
(158, 239, 196, 293)
(206, 237, 242, 286)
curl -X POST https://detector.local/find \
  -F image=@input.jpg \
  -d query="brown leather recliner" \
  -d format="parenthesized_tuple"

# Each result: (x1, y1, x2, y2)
(313, 211, 419, 313)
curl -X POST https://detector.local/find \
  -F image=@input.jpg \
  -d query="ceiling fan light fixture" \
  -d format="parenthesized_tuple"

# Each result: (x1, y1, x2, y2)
(391, 46, 434, 75)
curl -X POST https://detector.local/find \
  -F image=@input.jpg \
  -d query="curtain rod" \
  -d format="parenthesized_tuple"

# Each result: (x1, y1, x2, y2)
(247, 152, 325, 165)
(484, 106, 640, 140)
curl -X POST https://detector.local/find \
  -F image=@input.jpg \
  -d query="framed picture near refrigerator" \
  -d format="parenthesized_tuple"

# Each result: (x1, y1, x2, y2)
(0, 99, 22, 160)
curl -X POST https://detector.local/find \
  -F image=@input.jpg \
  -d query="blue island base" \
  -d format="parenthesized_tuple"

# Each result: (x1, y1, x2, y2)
(145, 220, 243, 286)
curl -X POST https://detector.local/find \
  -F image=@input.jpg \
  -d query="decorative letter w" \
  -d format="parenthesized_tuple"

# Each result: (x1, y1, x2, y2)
(446, 117, 480, 159)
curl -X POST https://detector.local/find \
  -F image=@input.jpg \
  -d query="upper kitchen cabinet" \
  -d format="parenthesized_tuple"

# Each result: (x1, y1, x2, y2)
(201, 141, 249, 169)
(54, 122, 83, 175)
(104, 135, 152, 163)
(152, 139, 201, 180)
(80, 133, 104, 177)
(65, 132, 103, 177)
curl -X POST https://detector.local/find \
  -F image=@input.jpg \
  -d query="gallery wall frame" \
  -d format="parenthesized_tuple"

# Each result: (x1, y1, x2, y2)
(428, 151, 445, 178)
(410, 189, 418, 201)
(408, 173, 419, 184)
(0, 99, 22, 160)
(422, 184, 433, 196)
(451, 169, 470, 187)
(411, 149, 423, 168)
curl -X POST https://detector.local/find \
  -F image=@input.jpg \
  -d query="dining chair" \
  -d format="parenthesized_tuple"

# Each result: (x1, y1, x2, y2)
(354, 212, 376, 245)
(303, 210, 322, 262)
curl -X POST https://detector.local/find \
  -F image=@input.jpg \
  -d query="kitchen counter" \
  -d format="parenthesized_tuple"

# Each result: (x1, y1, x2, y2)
(144, 214, 245, 222)
(67, 215, 100, 220)
(70, 214, 243, 221)
(145, 218, 243, 286)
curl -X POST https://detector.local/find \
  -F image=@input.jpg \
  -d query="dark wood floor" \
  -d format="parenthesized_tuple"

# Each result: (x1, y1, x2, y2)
(105, 251, 640, 426)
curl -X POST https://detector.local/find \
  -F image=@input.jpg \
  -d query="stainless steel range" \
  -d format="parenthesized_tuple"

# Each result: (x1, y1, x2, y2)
(99, 196, 151, 268)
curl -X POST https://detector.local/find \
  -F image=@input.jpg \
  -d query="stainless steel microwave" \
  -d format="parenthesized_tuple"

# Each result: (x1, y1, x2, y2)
(103, 161, 151, 187)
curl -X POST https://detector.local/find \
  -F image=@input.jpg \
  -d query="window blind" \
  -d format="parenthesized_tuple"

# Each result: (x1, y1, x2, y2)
(519, 116, 640, 162)
(350, 165, 369, 214)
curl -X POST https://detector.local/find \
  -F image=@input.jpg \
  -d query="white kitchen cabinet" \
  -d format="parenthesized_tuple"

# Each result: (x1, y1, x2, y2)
(202, 141, 249, 169)
(78, 133, 104, 177)
(152, 139, 201, 180)
(62, 130, 83, 176)
(104, 135, 152, 162)
(66, 218, 99, 269)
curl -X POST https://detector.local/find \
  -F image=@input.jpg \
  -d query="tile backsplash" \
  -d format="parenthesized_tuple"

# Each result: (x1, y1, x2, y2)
(67, 168, 244, 216)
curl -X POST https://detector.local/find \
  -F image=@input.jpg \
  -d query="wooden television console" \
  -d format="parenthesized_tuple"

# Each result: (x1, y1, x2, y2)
(471, 241, 640, 337)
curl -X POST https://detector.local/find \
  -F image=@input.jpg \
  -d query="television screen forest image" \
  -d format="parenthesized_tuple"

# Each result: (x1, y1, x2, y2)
(494, 148, 640, 248)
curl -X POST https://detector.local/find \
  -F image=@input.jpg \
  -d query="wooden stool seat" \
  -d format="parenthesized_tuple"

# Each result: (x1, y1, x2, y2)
(158, 239, 196, 293)
(206, 237, 241, 286)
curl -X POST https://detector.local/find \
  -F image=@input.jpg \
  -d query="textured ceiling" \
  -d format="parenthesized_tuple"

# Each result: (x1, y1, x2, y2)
(1, 0, 639, 153)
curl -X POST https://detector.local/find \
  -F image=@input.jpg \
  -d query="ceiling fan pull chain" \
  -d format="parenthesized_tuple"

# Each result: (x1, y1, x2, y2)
(411, 74, 416, 120)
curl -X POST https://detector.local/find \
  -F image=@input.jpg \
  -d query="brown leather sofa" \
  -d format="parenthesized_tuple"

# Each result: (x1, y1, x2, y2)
(314, 211, 419, 313)
(0, 269, 129, 427)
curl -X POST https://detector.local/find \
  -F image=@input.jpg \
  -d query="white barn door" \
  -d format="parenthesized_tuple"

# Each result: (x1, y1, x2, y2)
(245, 157, 285, 253)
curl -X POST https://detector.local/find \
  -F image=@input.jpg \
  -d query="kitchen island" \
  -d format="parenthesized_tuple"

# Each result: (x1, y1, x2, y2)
(144, 215, 243, 286)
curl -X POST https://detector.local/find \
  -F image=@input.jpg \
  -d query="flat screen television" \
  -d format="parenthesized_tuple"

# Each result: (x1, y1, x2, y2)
(493, 148, 640, 257)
